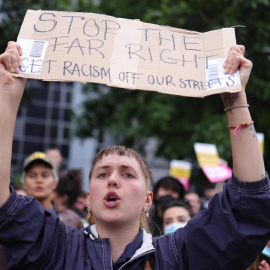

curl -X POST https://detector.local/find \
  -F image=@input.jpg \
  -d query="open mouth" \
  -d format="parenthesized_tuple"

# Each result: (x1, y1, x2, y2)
(107, 196, 117, 202)
(104, 192, 120, 207)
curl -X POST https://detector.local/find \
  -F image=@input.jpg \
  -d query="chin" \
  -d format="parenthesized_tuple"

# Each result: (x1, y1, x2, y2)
(103, 215, 123, 224)
(33, 193, 47, 200)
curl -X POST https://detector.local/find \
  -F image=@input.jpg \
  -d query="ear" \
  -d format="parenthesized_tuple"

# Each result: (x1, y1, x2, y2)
(143, 191, 153, 211)
(86, 191, 91, 210)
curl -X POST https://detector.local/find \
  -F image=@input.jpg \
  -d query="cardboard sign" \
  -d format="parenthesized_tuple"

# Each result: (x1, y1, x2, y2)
(15, 10, 241, 97)
(169, 160, 192, 191)
(194, 142, 232, 183)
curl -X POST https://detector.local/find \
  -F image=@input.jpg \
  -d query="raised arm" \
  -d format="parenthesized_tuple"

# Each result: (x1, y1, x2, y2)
(222, 45, 264, 182)
(0, 42, 26, 206)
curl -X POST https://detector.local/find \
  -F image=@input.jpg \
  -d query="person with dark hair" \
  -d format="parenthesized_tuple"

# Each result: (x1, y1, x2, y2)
(1, 42, 270, 269)
(151, 175, 186, 236)
(73, 190, 88, 220)
(52, 169, 86, 228)
(184, 191, 204, 216)
(53, 169, 83, 209)
(161, 200, 193, 234)
(153, 175, 186, 202)
(73, 190, 87, 212)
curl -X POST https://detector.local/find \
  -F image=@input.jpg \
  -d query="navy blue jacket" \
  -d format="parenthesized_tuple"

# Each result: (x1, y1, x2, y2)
(1, 173, 270, 270)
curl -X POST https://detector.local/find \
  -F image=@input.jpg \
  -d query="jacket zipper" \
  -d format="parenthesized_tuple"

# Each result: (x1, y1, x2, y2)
(118, 249, 155, 270)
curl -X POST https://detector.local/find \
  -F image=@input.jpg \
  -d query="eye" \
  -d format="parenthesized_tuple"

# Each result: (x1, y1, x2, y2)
(165, 220, 172, 225)
(123, 173, 134, 178)
(42, 171, 51, 177)
(178, 217, 187, 223)
(98, 173, 108, 178)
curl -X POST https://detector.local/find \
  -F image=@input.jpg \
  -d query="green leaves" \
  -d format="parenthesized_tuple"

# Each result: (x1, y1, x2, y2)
(2, 0, 270, 170)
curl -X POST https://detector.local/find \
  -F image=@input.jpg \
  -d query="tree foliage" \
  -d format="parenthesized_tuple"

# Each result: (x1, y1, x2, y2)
(1, 0, 270, 170)
(75, 0, 270, 170)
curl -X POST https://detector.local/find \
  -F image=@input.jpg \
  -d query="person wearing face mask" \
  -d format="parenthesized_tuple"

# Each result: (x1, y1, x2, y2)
(162, 200, 193, 234)
(151, 176, 186, 236)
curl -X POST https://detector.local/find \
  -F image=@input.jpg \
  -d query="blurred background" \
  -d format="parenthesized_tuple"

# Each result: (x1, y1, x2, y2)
(1, 0, 270, 191)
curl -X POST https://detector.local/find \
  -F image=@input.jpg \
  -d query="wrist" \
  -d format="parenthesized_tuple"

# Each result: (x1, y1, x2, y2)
(221, 89, 247, 109)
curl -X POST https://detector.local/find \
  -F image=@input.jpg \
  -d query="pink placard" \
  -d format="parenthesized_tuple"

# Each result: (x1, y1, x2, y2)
(201, 165, 232, 183)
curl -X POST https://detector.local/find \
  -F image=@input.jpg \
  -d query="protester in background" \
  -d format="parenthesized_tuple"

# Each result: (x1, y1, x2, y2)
(184, 191, 203, 216)
(74, 190, 87, 212)
(21, 151, 83, 228)
(73, 190, 88, 219)
(151, 175, 186, 236)
(196, 181, 224, 208)
(53, 203, 84, 229)
(21, 151, 59, 209)
(162, 200, 193, 234)
(53, 169, 87, 228)
(46, 148, 64, 174)
(153, 176, 185, 201)
(1, 42, 270, 269)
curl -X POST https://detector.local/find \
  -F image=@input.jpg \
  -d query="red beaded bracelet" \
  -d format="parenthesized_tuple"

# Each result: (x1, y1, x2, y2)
(228, 121, 254, 137)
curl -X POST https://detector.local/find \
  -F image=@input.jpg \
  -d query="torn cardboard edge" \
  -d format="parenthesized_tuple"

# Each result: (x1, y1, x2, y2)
(14, 9, 242, 97)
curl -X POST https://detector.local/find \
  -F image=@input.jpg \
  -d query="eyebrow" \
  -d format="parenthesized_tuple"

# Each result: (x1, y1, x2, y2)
(165, 215, 187, 220)
(96, 165, 137, 171)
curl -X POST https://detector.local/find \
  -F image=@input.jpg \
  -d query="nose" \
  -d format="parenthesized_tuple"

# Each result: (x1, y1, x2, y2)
(107, 178, 120, 189)
(36, 175, 44, 183)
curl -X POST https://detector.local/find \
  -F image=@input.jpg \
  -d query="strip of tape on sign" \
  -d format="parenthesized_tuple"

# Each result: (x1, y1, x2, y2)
(17, 38, 48, 75)
(206, 58, 241, 91)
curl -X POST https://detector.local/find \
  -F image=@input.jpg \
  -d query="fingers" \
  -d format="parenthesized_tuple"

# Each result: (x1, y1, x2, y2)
(0, 41, 23, 74)
(259, 260, 270, 270)
(223, 45, 246, 75)
(238, 45, 245, 55)
(222, 44, 252, 89)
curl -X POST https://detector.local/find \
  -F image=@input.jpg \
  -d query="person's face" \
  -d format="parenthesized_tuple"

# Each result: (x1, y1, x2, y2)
(51, 192, 67, 207)
(184, 192, 201, 215)
(23, 163, 56, 201)
(155, 187, 179, 201)
(74, 196, 86, 211)
(87, 154, 153, 227)
(163, 206, 191, 230)
(46, 149, 63, 170)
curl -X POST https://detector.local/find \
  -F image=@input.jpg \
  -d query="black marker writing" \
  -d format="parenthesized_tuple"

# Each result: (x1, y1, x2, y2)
(183, 36, 201, 51)
(34, 13, 57, 33)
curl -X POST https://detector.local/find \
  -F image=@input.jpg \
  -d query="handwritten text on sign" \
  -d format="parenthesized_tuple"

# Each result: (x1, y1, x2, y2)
(16, 10, 241, 97)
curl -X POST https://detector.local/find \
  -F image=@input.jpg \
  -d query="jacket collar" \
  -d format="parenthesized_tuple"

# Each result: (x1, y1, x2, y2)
(85, 224, 155, 256)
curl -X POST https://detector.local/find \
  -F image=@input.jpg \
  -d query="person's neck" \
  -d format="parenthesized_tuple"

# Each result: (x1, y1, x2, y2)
(96, 221, 140, 263)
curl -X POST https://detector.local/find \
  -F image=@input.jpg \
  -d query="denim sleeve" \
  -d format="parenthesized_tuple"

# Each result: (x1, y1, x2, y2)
(174, 173, 270, 270)
(0, 186, 67, 269)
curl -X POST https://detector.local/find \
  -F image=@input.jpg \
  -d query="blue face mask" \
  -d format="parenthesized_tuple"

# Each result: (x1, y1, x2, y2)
(164, 222, 186, 234)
